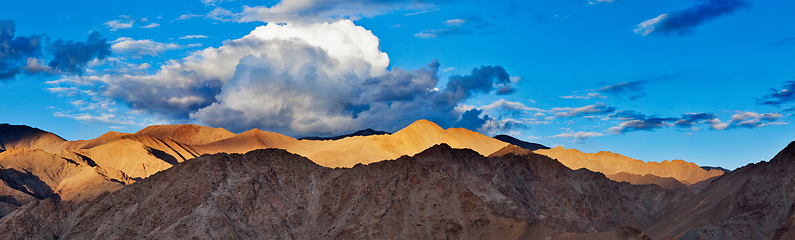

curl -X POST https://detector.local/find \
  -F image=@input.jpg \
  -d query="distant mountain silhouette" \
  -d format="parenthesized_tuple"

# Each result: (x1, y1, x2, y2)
(700, 166, 731, 173)
(492, 134, 549, 151)
(298, 128, 390, 141)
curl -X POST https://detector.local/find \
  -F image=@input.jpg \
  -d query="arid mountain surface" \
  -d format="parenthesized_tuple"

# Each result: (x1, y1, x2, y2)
(533, 146, 725, 186)
(0, 145, 663, 239)
(194, 120, 510, 168)
(1, 121, 793, 239)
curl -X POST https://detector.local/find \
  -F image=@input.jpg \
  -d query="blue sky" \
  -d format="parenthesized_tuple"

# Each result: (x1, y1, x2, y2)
(1, 0, 793, 169)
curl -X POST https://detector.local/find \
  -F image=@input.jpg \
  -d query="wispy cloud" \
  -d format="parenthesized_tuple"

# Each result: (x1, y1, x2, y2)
(598, 81, 647, 99)
(634, 0, 752, 36)
(560, 92, 607, 100)
(212, 0, 428, 24)
(481, 99, 544, 113)
(111, 38, 200, 57)
(552, 131, 604, 140)
(54, 112, 136, 125)
(176, 14, 203, 20)
(588, 0, 618, 4)
(415, 14, 496, 39)
(179, 35, 209, 40)
(202, 0, 227, 6)
(405, 8, 437, 16)
(103, 19, 134, 31)
(552, 103, 616, 118)
(140, 23, 160, 28)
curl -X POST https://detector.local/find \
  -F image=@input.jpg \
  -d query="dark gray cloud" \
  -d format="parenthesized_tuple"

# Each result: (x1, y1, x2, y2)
(0, 20, 111, 80)
(432, 65, 512, 108)
(0, 20, 45, 80)
(553, 102, 615, 118)
(453, 108, 525, 135)
(608, 110, 647, 120)
(758, 80, 795, 106)
(598, 81, 647, 100)
(597, 73, 681, 100)
(453, 108, 488, 131)
(636, 0, 752, 37)
(674, 112, 718, 127)
(608, 110, 782, 134)
(495, 86, 517, 95)
(608, 111, 719, 134)
(608, 116, 677, 134)
(48, 32, 112, 74)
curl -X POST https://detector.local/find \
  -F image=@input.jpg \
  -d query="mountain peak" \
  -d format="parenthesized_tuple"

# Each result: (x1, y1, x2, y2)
(400, 119, 445, 132)
(773, 141, 795, 163)
(135, 124, 235, 145)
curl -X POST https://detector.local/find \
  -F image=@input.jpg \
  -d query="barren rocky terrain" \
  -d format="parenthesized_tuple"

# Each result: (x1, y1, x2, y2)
(0, 121, 793, 239)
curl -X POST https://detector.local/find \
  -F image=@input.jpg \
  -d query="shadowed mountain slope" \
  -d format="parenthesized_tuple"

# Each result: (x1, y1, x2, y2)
(0, 148, 128, 217)
(0, 144, 665, 239)
(493, 135, 549, 151)
(0, 124, 67, 153)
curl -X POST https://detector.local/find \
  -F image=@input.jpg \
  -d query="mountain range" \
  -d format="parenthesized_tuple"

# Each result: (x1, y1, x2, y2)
(0, 120, 792, 239)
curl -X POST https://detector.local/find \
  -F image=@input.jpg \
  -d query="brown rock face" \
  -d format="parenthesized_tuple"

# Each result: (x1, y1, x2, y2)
(0, 145, 660, 239)
(534, 146, 724, 185)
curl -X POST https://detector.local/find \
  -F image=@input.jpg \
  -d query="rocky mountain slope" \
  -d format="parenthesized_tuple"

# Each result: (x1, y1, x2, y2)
(645, 141, 795, 239)
(0, 144, 665, 239)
